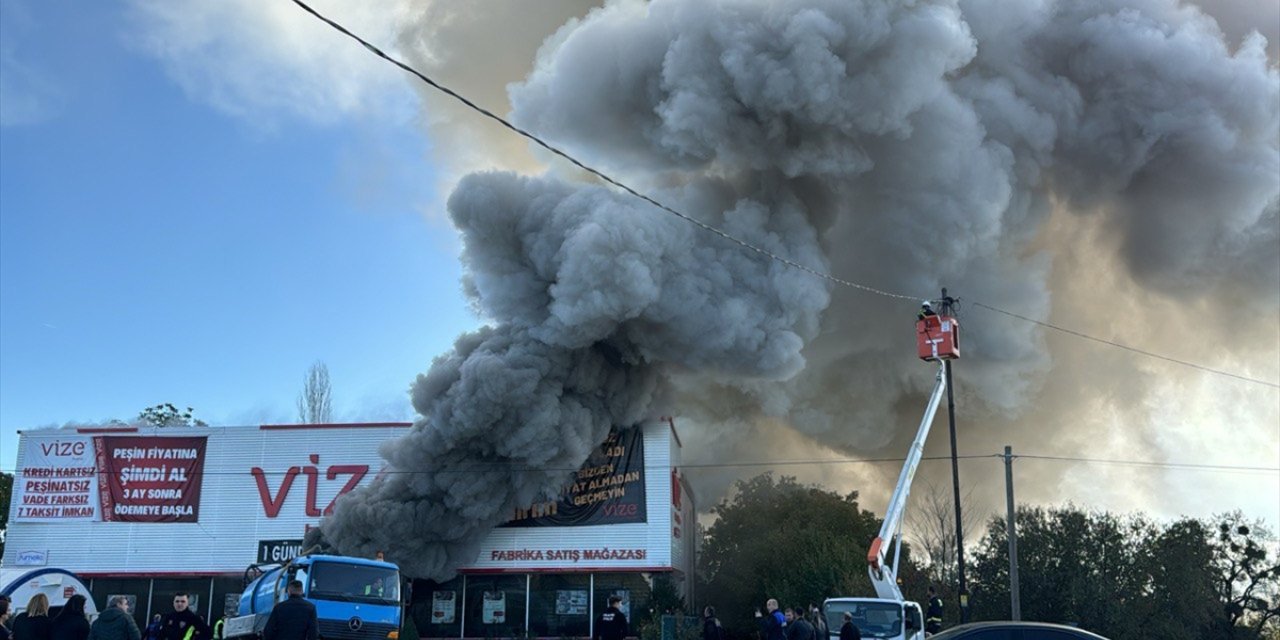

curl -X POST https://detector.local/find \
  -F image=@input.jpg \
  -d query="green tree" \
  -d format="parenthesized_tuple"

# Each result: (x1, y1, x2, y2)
(137, 403, 208, 427)
(969, 506, 1167, 636)
(1209, 512, 1280, 638)
(699, 474, 896, 637)
(968, 506, 1279, 640)
(0, 471, 12, 558)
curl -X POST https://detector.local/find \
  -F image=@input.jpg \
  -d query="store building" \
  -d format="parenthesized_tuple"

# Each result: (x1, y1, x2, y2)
(1, 419, 695, 638)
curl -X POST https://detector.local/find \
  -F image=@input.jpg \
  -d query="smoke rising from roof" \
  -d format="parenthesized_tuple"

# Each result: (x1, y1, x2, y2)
(315, 0, 1278, 574)
(316, 171, 830, 578)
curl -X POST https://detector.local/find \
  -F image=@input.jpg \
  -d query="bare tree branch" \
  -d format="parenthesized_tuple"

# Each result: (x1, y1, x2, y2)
(297, 361, 333, 424)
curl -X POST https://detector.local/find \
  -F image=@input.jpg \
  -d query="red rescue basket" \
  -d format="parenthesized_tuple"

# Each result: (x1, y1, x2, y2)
(917, 315, 960, 361)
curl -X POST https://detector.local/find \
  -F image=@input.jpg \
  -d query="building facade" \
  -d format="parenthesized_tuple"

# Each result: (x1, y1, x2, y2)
(2, 419, 695, 638)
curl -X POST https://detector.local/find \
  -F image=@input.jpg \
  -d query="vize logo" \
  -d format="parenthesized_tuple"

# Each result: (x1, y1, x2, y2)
(40, 441, 86, 457)
(603, 504, 638, 517)
(252, 454, 368, 518)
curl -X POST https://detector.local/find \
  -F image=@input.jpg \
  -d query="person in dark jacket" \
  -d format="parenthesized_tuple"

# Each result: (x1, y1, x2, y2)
(141, 618, 161, 640)
(13, 594, 53, 640)
(808, 606, 828, 640)
(51, 596, 90, 640)
(784, 609, 812, 640)
(262, 581, 316, 640)
(755, 600, 785, 640)
(158, 594, 208, 640)
(593, 596, 627, 640)
(924, 587, 943, 635)
(837, 613, 859, 640)
(2, 597, 13, 640)
(88, 597, 141, 640)
(701, 607, 723, 640)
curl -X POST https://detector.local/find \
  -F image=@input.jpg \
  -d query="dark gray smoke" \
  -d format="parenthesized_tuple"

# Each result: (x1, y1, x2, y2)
(318, 0, 1278, 574)
(318, 171, 829, 579)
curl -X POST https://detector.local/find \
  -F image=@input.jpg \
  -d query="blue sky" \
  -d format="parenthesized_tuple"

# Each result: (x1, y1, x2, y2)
(0, 0, 477, 470)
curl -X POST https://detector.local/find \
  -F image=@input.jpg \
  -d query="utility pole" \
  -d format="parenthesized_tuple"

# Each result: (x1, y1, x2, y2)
(1004, 446, 1021, 621)
(941, 288, 969, 623)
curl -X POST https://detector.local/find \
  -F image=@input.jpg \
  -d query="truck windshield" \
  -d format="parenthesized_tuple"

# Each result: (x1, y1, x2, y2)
(825, 602, 902, 639)
(308, 562, 400, 605)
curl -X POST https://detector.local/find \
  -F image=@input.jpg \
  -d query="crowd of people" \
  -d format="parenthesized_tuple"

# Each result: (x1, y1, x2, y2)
(0, 591, 227, 640)
(751, 599, 842, 640)
(0, 584, 941, 640)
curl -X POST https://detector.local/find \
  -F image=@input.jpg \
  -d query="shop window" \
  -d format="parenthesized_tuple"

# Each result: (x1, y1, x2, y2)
(211, 576, 246, 626)
(463, 575, 526, 639)
(411, 577, 463, 640)
(528, 574, 590, 638)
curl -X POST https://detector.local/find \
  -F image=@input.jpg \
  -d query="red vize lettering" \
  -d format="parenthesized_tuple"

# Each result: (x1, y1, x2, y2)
(253, 458, 369, 518)
(324, 464, 368, 515)
(253, 466, 300, 518)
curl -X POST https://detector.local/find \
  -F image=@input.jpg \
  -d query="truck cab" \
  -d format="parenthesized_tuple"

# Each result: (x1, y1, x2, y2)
(226, 555, 402, 640)
(823, 597, 924, 640)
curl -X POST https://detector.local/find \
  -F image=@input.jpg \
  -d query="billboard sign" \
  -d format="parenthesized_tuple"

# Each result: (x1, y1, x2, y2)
(502, 428, 646, 528)
(12, 435, 208, 523)
(96, 436, 208, 522)
(12, 436, 100, 521)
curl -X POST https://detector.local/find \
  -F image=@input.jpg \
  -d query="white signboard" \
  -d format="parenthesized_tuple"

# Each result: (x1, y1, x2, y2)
(482, 591, 506, 624)
(555, 590, 588, 615)
(11, 436, 100, 521)
(15, 550, 48, 566)
(430, 591, 457, 624)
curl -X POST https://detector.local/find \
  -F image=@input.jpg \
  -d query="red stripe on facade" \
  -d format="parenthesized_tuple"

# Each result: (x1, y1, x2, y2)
(661, 416, 681, 448)
(258, 422, 413, 430)
(460, 566, 675, 575)
(77, 567, 676, 578)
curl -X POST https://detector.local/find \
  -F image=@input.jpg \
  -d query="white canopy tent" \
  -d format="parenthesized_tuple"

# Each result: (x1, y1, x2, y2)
(1, 568, 99, 618)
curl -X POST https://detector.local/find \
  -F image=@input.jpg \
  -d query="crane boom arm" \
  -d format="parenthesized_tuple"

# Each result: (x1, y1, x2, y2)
(866, 361, 948, 601)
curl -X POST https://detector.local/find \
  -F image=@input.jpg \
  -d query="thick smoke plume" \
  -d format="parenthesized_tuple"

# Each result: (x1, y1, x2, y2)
(316, 172, 829, 578)
(317, 0, 1278, 576)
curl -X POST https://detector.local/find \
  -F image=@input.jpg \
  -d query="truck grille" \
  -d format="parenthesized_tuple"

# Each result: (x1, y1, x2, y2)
(318, 620, 396, 640)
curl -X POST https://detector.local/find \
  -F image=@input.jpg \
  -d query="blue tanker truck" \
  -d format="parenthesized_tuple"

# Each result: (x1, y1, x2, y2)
(222, 554, 402, 640)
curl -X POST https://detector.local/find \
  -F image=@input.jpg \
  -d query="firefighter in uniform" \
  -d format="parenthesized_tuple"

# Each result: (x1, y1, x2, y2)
(159, 593, 210, 640)
(594, 596, 628, 640)
(917, 301, 937, 321)
(925, 587, 943, 635)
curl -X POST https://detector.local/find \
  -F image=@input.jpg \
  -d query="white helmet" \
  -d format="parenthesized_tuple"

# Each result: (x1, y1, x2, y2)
(921, 300, 932, 308)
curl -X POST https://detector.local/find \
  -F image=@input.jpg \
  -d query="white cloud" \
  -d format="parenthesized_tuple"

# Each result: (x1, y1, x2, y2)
(0, 0, 63, 127)
(125, 0, 420, 126)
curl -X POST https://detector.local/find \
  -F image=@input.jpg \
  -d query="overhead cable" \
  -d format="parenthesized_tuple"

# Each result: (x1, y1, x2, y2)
(291, 0, 1279, 390)
(3, 451, 1275, 476)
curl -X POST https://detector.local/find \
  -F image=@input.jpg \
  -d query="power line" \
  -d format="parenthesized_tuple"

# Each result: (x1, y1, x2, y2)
(972, 302, 1280, 389)
(289, 0, 917, 304)
(1011, 453, 1280, 474)
(291, 0, 1279, 390)
(2, 452, 1275, 476)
